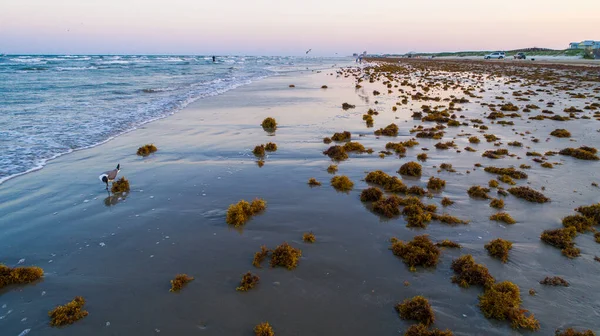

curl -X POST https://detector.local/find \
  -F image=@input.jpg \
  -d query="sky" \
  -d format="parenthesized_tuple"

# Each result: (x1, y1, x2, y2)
(0, 0, 598, 55)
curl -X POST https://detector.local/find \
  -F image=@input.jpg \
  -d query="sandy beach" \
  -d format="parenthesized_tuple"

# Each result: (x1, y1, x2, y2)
(1, 59, 600, 335)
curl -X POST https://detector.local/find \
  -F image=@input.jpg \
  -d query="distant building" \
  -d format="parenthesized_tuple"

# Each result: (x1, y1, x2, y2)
(569, 40, 600, 49)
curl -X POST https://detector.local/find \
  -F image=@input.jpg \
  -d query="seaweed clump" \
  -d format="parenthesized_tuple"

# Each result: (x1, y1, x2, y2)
(427, 177, 446, 191)
(327, 164, 338, 174)
(331, 175, 354, 192)
(303, 232, 316, 243)
(48, 296, 89, 327)
(0, 264, 44, 289)
(390, 235, 440, 271)
(261, 117, 277, 130)
(559, 147, 599, 160)
(395, 295, 435, 326)
(226, 198, 267, 227)
(170, 274, 194, 292)
(508, 186, 550, 203)
(539, 276, 569, 287)
(307, 178, 321, 186)
(374, 123, 399, 136)
(575, 203, 600, 224)
(136, 144, 157, 156)
(399, 161, 422, 177)
(373, 195, 403, 218)
(331, 131, 351, 142)
(541, 227, 579, 258)
(404, 324, 454, 336)
(451, 255, 495, 288)
(555, 328, 596, 336)
(490, 212, 516, 224)
(252, 245, 269, 268)
(562, 215, 593, 233)
(253, 145, 266, 157)
(441, 197, 454, 206)
(323, 145, 349, 161)
(483, 167, 528, 179)
(265, 142, 277, 151)
(478, 281, 540, 331)
(254, 322, 275, 336)
(485, 238, 513, 263)
(342, 102, 356, 110)
(468, 185, 491, 199)
(490, 198, 505, 209)
(270, 242, 302, 270)
(111, 177, 130, 193)
(550, 129, 571, 138)
(236, 272, 260, 291)
(360, 187, 383, 202)
(436, 240, 461, 248)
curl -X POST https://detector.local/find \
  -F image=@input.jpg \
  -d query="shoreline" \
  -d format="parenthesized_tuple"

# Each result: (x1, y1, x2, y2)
(1, 60, 599, 335)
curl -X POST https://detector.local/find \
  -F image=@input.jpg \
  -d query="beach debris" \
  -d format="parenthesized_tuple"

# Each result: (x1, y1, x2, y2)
(303, 232, 316, 243)
(575, 203, 600, 225)
(550, 129, 571, 138)
(253, 145, 266, 157)
(270, 243, 302, 270)
(48, 296, 88, 326)
(236, 272, 260, 291)
(0, 264, 43, 290)
(485, 238, 513, 263)
(372, 195, 403, 218)
(326, 164, 338, 174)
(136, 144, 157, 156)
(225, 198, 267, 227)
(390, 235, 440, 271)
(170, 274, 194, 292)
(331, 175, 354, 192)
(483, 166, 527, 179)
(254, 322, 275, 336)
(395, 295, 435, 326)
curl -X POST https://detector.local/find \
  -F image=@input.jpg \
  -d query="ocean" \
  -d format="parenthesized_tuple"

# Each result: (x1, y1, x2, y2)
(0, 55, 348, 184)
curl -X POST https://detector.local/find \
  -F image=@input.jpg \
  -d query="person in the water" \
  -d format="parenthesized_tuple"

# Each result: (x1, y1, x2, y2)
(212, 56, 216, 62)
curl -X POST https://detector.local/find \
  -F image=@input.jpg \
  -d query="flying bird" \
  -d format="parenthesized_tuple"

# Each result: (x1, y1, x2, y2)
(306, 49, 312, 54)
(99, 164, 120, 190)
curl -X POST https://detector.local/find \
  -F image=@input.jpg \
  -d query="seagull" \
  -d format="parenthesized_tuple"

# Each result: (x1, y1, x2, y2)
(99, 164, 120, 190)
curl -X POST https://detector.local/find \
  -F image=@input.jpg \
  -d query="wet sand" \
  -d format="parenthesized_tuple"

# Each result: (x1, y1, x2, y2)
(1, 60, 600, 335)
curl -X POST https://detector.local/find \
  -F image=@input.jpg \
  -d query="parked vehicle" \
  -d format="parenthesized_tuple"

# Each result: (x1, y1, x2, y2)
(484, 52, 505, 59)
(513, 52, 526, 59)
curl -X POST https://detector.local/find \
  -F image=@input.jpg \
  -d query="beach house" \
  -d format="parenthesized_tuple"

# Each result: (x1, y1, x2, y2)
(569, 40, 600, 49)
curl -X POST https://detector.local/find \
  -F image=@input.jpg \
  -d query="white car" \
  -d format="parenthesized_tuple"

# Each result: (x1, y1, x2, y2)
(484, 52, 505, 60)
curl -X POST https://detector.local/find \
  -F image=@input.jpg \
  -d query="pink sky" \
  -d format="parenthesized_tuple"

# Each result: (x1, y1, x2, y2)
(0, 0, 597, 55)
